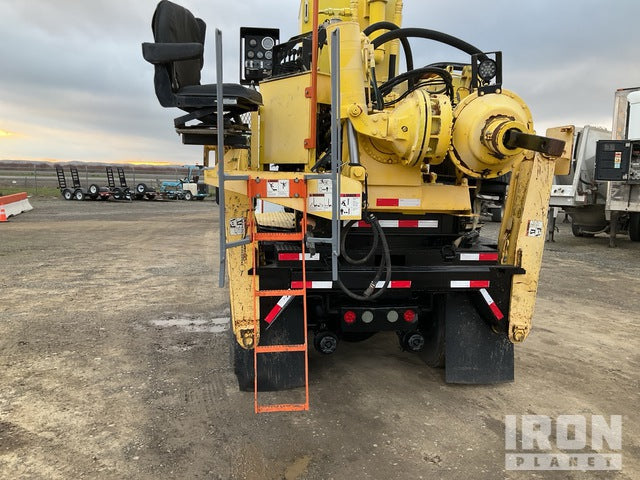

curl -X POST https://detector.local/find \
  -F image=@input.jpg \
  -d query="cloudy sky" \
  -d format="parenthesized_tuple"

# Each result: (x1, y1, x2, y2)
(1, 0, 639, 165)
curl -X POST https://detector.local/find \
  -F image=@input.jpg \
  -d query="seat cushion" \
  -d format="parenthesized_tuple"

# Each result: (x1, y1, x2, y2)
(176, 83, 262, 109)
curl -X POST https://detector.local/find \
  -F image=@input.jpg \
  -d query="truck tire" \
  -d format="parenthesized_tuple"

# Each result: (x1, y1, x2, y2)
(74, 189, 85, 201)
(571, 221, 594, 238)
(629, 213, 640, 242)
(184, 191, 193, 201)
(112, 188, 123, 200)
(418, 300, 445, 368)
(62, 189, 73, 201)
(491, 206, 503, 223)
(136, 183, 147, 194)
(88, 184, 100, 197)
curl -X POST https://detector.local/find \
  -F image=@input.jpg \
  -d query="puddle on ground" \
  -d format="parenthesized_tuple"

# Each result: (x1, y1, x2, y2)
(150, 316, 229, 333)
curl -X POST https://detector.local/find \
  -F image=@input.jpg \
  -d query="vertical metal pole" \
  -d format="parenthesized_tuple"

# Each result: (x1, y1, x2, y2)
(216, 29, 226, 287)
(33, 164, 38, 195)
(330, 28, 341, 282)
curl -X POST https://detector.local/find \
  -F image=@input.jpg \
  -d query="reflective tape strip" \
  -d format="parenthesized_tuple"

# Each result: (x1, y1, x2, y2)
(450, 280, 491, 289)
(374, 280, 412, 289)
(480, 288, 504, 320)
(351, 220, 438, 228)
(376, 198, 420, 207)
(290, 281, 333, 289)
(278, 253, 320, 261)
(264, 295, 294, 325)
(459, 253, 499, 261)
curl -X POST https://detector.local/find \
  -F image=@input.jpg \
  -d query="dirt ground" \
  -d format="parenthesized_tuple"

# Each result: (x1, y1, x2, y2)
(1, 197, 638, 480)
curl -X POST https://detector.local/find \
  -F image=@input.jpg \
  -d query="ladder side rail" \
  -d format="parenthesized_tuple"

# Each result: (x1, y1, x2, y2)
(329, 28, 342, 281)
(216, 29, 227, 288)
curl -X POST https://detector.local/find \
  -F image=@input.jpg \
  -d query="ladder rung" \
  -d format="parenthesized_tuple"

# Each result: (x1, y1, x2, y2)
(254, 232, 304, 241)
(256, 403, 309, 413)
(255, 344, 307, 353)
(256, 289, 305, 297)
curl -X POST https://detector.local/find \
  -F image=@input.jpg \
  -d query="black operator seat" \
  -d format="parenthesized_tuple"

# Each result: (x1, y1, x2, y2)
(141, 0, 261, 145)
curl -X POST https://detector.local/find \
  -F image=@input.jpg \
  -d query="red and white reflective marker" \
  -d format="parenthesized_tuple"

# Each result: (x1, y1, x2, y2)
(264, 295, 294, 325)
(459, 253, 499, 261)
(480, 288, 504, 320)
(290, 280, 411, 289)
(290, 281, 333, 289)
(374, 280, 411, 289)
(350, 220, 438, 228)
(278, 252, 320, 261)
(450, 280, 491, 289)
(376, 198, 421, 207)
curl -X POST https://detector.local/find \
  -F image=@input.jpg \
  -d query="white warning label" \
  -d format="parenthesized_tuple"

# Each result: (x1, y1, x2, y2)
(340, 193, 362, 217)
(614, 151, 622, 169)
(266, 179, 289, 197)
(317, 179, 332, 193)
(527, 219, 544, 237)
(229, 217, 245, 236)
(308, 193, 332, 213)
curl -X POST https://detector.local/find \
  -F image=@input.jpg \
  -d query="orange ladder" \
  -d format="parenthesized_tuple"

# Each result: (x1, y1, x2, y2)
(248, 176, 310, 413)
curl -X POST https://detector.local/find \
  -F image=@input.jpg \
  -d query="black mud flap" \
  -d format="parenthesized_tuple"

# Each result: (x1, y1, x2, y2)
(232, 297, 306, 391)
(445, 292, 514, 384)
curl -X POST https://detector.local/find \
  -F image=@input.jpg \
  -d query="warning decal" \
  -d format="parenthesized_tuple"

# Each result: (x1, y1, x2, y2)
(266, 179, 289, 197)
(527, 219, 544, 237)
(614, 151, 622, 169)
(229, 217, 245, 236)
(340, 193, 362, 217)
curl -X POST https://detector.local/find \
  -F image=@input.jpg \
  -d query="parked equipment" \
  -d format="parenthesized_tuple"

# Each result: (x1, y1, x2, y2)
(143, 0, 568, 412)
(56, 165, 108, 200)
(548, 126, 612, 240)
(157, 165, 208, 200)
(105, 167, 131, 200)
(595, 87, 640, 245)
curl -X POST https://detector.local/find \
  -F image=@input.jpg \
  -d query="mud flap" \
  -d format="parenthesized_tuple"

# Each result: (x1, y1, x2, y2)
(445, 292, 514, 384)
(233, 297, 306, 391)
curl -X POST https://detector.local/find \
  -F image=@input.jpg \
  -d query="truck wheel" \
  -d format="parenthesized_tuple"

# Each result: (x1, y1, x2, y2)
(184, 191, 193, 201)
(491, 206, 504, 223)
(136, 183, 147, 194)
(571, 221, 594, 238)
(418, 301, 445, 368)
(629, 212, 640, 242)
(62, 189, 73, 201)
(112, 188, 123, 200)
(313, 331, 338, 354)
(88, 184, 99, 196)
(74, 189, 85, 201)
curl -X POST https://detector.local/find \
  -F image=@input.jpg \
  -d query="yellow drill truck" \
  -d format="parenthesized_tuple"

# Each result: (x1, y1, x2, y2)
(143, 0, 569, 412)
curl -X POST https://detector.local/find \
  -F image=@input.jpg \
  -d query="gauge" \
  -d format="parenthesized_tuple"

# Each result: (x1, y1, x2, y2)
(249, 39, 257, 47)
(247, 50, 255, 59)
(256, 51, 264, 59)
(265, 50, 273, 60)
(261, 36, 275, 50)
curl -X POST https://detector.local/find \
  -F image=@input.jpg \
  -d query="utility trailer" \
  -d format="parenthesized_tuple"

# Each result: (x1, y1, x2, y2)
(105, 167, 132, 200)
(143, 0, 568, 412)
(56, 166, 108, 201)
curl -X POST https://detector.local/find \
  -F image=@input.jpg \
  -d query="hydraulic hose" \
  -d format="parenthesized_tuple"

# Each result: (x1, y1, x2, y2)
(371, 27, 483, 58)
(378, 66, 453, 96)
(363, 21, 415, 72)
(337, 213, 392, 301)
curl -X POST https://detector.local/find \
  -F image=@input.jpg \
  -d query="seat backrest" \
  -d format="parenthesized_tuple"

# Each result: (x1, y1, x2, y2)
(150, 1, 206, 104)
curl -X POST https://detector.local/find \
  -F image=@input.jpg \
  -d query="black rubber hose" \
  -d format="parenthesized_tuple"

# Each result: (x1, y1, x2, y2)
(371, 27, 483, 58)
(337, 214, 392, 301)
(378, 66, 452, 96)
(341, 219, 379, 265)
(363, 21, 415, 72)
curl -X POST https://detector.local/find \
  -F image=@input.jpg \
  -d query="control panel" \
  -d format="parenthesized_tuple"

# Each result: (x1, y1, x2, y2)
(595, 139, 640, 183)
(240, 27, 279, 85)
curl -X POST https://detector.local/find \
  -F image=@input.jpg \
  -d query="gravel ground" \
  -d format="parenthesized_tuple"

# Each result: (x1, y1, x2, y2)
(0, 197, 638, 479)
